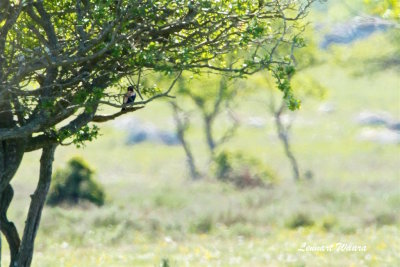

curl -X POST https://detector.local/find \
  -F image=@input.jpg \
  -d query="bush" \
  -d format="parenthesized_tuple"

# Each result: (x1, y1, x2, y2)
(213, 151, 278, 188)
(374, 212, 397, 227)
(160, 259, 170, 267)
(189, 215, 214, 234)
(286, 213, 314, 229)
(47, 157, 105, 206)
(320, 215, 338, 232)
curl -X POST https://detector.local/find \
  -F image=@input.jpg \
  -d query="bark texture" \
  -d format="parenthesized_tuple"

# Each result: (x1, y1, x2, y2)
(12, 145, 56, 267)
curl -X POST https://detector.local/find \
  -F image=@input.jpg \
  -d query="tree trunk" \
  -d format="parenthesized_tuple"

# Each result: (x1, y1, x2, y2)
(0, 89, 26, 193)
(0, 185, 21, 264)
(171, 102, 200, 180)
(0, 89, 26, 264)
(204, 116, 216, 156)
(13, 144, 56, 267)
(274, 102, 300, 181)
(0, 140, 26, 265)
(279, 130, 300, 181)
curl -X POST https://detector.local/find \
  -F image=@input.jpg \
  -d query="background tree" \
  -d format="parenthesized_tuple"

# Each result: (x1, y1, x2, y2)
(246, 29, 326, 181)
(0, 0, 314, 265)
(170, 74, 241, 180)
(176, 74, 240, 157)
(267, 70, 326, 181)
(170, 101, 200, 180)
(271, 32, 325, 181)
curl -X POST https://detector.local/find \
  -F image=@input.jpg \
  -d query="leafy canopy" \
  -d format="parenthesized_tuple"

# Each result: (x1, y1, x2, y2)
(0, 0, 313, 148)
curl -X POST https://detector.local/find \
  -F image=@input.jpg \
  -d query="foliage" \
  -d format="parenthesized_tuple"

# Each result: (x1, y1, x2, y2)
(246, 25, 328, 103)
(175, 73, 241, 154)
(272, 65, 301, 110)
(285, 212, 315, 229)
(177, 73, 239, 116)
(47, 157, 105, 206)
(189, 215, 214, 234)
(364, 0, 400, 19)
(212, 150, 278, 188)
(160, 259, 171, 267)
(56, 125, 101, 148)
(0, 0, 314, 147)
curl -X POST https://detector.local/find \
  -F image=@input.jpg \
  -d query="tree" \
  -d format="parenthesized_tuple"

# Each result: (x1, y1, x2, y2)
(0, 0, 314, 265)
(246, 28, 326, 181)
(170, 101, 200, 180)
(270, 32, 324, 181)
(170, 74, 240, 180)
(177, 74, 240, 156)
(267, 70, 326, 181)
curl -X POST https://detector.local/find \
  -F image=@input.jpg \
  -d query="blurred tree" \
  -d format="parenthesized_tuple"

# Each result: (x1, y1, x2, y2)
(272, 34, 326, 181)
(267, 71, 326, 181)
(247, 29, 326, 181)
(0, 0, 315, 265)
(169, 72, 244, 181)
(170, 101, 200, 180)
(177, 74, 240, 158)
(172, 73, 281, 186)
(47, 157, 105, 206)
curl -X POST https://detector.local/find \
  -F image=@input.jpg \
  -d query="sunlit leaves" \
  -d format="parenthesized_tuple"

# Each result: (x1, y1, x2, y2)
(57, 124, 100, 148)
(273, 65, 301, 110)
(1, 0, 313, 146)
(364, 0, 400, 20)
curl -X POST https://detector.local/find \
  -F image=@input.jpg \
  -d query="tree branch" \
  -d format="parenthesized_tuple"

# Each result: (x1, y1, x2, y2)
(92, 105, 144, 123)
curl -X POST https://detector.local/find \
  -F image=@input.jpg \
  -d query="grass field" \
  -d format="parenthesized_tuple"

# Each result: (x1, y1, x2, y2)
(2, 3, 400, 267)
(2, 57, 398, 266)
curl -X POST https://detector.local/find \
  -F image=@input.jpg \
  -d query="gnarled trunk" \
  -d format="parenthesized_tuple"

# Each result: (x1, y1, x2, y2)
(0, 143, 56, 267)
(0, 184, 21, 264)
(13, 144, 56, 267)
(0, 90, 26, 265)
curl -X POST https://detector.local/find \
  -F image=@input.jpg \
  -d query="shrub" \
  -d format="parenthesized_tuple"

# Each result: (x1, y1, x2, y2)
(189, 215, 214, 234)
(338, 225, 357, 235)
(286, 213, 314, 229)
(160, 259, 170, 267)
(230, 223, 255, 238)
(374, 212, 397, 227)
(47, 157, 105, 206)
(320, 215, 338, 232)
(213, 151, 278, 189)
